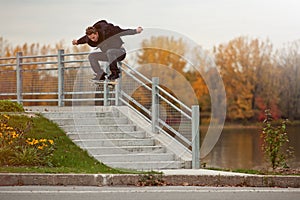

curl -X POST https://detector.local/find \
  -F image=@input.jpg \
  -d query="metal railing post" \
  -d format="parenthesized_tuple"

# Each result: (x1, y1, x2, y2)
(115, 81, 120, 106)
(58, 49, 65, 106)
(104, 82, 108, 106)
(16, 52, 23, 104)
(192, 105, 200, 169)
(115, 62, 122, 106)
(152, 77, 159, 133)
(103, 62, 109, 106)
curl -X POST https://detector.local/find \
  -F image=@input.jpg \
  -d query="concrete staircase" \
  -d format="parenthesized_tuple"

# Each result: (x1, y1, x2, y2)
(41, 106, 191, 170)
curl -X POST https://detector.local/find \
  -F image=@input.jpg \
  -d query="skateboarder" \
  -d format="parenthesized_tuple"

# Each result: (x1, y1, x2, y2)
(72, 20, 143, 81)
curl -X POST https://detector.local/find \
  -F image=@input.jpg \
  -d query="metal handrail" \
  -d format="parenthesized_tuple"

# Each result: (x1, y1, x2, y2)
(0, 50, 199, 162)
(120, 61, 193, 147)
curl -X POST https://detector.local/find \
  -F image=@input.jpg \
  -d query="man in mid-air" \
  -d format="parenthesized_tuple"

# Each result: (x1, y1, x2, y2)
(72, 20, 143, 81)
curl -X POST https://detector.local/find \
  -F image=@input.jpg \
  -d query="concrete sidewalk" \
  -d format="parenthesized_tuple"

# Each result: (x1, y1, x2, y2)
(0, 169, 299, 188)
(160, 169, 255, 176)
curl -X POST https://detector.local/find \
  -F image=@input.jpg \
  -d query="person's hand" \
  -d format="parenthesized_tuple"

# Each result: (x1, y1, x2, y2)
(136, 27, 143, 34)
(72, 39, 78, 45)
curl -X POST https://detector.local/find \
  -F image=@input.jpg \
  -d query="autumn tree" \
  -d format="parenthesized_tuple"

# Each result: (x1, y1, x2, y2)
(138, 36, 187, 72)
(137, 36, 191, 104)
(182, 46, 215, 124)
(215, 36, 277, 121)
(276, 40, 300, 120)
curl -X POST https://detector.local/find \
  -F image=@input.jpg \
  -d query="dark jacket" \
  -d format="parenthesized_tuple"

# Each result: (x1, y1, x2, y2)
(77, 20, 137, 52)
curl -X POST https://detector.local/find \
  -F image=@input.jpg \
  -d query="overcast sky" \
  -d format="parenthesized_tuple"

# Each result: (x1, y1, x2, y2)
(0, 0, 299, 50)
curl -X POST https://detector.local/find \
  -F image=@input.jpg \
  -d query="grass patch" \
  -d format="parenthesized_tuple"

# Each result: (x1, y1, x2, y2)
(0, 113, 140, 174)
(0, 100, 24, 112)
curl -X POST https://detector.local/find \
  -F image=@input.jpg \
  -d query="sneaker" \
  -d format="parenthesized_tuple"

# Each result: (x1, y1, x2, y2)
(99, 73, 107, 81)
(107, 73, 119, 81)
(92, 73, 107, 81)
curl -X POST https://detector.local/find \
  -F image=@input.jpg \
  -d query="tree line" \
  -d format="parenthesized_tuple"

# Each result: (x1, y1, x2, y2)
(0, 36, 299, 121)
(137, 36, 300, 122)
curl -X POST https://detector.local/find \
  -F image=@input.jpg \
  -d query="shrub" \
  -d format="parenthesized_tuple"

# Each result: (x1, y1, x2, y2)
(0, 100, 24, 112)
(0, 114, 55, 166)
(261, 109, 294, 170)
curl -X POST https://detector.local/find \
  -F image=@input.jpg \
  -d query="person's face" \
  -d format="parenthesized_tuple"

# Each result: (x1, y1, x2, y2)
(88, 32, 99, 42)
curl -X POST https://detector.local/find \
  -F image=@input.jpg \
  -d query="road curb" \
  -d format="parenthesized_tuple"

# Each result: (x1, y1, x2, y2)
(0, 173, 299, 188)
(163, 174, 300, 187)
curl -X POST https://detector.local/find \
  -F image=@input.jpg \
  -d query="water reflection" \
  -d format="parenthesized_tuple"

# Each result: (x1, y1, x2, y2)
(202, 126, 300, 170)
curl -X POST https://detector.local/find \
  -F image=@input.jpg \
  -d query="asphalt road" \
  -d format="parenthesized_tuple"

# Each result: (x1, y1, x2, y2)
(0, 186, 299, 200)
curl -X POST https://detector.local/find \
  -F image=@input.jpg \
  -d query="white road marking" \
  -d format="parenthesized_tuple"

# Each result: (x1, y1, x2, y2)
(0, 187, 300, 194)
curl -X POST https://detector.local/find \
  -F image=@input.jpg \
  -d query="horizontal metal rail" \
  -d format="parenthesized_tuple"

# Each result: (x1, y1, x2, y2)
(21, 54, 57, 59)
(0, 63, 17, 67)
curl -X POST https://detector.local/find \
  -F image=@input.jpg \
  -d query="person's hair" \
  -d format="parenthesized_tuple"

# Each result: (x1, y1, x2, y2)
(85, 26, 97, 35)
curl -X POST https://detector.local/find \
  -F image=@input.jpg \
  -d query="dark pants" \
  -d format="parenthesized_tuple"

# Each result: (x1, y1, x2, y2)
(88, 48, 126, 75)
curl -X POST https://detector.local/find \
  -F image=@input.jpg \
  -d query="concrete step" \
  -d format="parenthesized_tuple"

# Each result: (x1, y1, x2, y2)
(74, 138, 155, 147)
(94, 153, 175, 162)
(67, 131, 147, 140)
(41, 107, 188, 170)
(105, 161, 183, 170)
(50, 117, 130, 126)
(85, 146, 166, 155)
(61, 124, 137, 132)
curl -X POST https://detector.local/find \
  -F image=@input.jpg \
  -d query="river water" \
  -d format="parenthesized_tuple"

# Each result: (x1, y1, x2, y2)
(201, 125, 300, 170)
